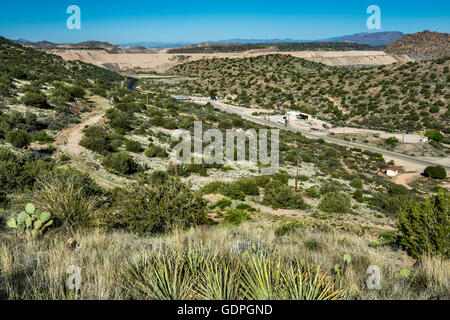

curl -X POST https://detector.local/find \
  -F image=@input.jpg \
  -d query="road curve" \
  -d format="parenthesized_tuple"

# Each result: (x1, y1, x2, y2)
(191, 98, 450, 172)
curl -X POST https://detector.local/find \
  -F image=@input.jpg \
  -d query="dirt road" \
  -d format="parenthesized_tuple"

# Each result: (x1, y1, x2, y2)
(53, 96, 129, 189)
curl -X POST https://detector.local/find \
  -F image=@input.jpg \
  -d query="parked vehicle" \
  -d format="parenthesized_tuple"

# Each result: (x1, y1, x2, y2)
(311, 127, 320, 132)
(322, 123, 330, 129)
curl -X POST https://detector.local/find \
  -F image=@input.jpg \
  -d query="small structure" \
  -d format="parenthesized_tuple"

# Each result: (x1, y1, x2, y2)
(384, 166, 399, 177)
(298, 113, 312, 121)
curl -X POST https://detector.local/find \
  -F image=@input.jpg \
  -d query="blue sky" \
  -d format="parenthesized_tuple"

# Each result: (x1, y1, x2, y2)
(0, 0, 449, 43)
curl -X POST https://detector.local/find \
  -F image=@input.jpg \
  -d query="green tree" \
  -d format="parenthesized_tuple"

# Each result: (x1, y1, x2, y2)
(398, 192, 449, 259)
(425, 130, 444, 142)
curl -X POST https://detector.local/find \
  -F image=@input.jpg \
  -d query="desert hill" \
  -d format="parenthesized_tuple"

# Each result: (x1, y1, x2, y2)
(385, 30, 450, 60)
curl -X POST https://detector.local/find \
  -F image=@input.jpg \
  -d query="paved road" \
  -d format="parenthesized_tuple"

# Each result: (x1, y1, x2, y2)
(191, 98, 450, 172)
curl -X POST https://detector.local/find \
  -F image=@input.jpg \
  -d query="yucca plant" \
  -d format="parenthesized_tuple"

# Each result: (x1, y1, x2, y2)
(197, 256, 242, 300)
(241, 252, 284, 300)
(283, 263, 346, 300)
(123, 251, 193, 300)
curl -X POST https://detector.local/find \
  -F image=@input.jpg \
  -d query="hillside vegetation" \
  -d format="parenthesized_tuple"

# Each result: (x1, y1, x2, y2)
(169, 54, 450, 133)
(0, 37, 448, 301)
(168, 42, 376, 54)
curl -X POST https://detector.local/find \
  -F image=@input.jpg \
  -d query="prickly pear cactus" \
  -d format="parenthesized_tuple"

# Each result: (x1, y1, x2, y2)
(6, 203, 53, 238)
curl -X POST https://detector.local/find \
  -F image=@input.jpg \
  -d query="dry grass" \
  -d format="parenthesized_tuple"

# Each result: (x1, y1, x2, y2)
(0, 222, 448, 300)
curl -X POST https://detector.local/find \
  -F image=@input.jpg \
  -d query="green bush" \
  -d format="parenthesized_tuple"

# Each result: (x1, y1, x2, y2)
(32, 131, 54, 143)
(385, 137, 399, 147)
(425, 130, 443, 142)
(272, 172, 289, 185)
(254, 176, 271, 188)
(353, 189, 363, 201)
(103, 152, 141, 175)
(424, 166, 447, 180)
(103, 180, 208, 234)
(213, 198, 232, 210)
(79, 125, 113, 155)
(200, 181, 227, 195)
(349, 177, 363, 189)
(263, 180, 307, 210)
(6, 129, 31, 148)
(319, 192, 352, 214)
(305, 186, 320, 198)
(125, 140, 143, 153)
(232, 179, 260, 196)
(398, 192, 449, 259)
(223, 209, 251, 226)
(21, 91, 48, 108)
(145, 143, 168, 158)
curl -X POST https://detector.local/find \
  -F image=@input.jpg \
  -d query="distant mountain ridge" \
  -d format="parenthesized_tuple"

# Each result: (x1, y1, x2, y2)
(385, 30, 450, 60)
(13, 31, 406, 51)
(14, 39, 153, 54)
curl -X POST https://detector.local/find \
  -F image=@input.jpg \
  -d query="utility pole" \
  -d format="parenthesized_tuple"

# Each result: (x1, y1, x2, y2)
(295, 159, 300, 191)
(146, 93, 149, 109)
(174, 154, 179, 181)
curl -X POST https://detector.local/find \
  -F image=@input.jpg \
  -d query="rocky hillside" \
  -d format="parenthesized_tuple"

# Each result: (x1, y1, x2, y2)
(385, 30, 450, 60)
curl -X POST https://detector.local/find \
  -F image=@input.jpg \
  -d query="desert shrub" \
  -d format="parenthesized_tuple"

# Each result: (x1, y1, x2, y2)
(306, 186, 320, 198)
(103, 180, 208, 234)
(232, 179, 260, 196)
(424, 166, 447, 180)
(319, 192, 351, 214)
(32, 131, 53, 143)
(235, 203, 256, 212)
(398, 192, 449, 259)
(103, 152, 141, 175)
(424, 130, 443, 142)
(35, 170, 103, 230)
(254, 175, 271, 188)
(274, 221, 302, 237)
(21, 91, 48, 108)
(223, 209, 251, 226)
(145, 143, 168, 158)
(349, 177, 363, 189)
(125, 139, 143, 153)
(221, 183, 246, 201)
(272, 172, 289, 185)
(212, 198, 232, 210)
(385, 137, 399, 147)
(6, 129, 30, 148)
(79, 125, 113, 155)
(263, 180, 307, 210)
(353, 189, 364, 201)
(106, 109, 131, 132)
(429, 139, 444, 150)
(147, 170, 169, 185)
(387, 182, 410, 195)
(200, 181, 227, 195)
(320, 181, 342, 195)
